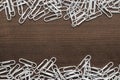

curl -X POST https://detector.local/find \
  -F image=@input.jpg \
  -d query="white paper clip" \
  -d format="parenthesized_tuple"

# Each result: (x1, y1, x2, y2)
(86, 10, 103, 21)
(34, 59, 48, 74)
(103, 67, 119, 78)
(7, 64, 20, 79)
(52, 64, 65, 80)
(18, 7, 32, 24)
(19, 58, 37, 68)
(44, 13, 62, 22)
(101, 62, 114, 73)
(3, 0, 16, 20)
(3, 1, 11, 20)
(59, 66, 76, 74)
(0, 67, 10, 75)
(44, 57, 56, 70)
(28, 0, 43, 19)
(0, 60, 15, 67)
(33, 8, 50, 21)
(40, 69, 55, 79)
(88, 0, 97, 14)
(28, 5, 41, 19)
(97, 1, 113, 18)
(0, 3, 4, 12)
(13, 0, 27, 15)
(7, 0, 15, 16)
(65, 72, 80, 80)
(0, 75, 8, 80)
(76, 55, 91, 71)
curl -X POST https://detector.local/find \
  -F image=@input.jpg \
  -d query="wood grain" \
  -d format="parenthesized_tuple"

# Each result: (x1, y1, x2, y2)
(0, 11, 120, 67)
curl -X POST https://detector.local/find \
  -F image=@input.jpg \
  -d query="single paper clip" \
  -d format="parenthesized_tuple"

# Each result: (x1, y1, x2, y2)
(101, 62, 114, 73)
(19, 58, 37, 68)
(33, 8, 50, 21)
(0, 67, 11, 75)
(44, 13, 62, 22)
(44, 57, 56, 70)
(19, 7, 32, 24)
(76, 55, 91, 71)
(0, 60, 15, 67)
(34, 59, 48, 74)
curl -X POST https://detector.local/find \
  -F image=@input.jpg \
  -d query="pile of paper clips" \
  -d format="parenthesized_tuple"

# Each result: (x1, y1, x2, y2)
(0, 0, 120, 27)
(0, 55, 120, 80)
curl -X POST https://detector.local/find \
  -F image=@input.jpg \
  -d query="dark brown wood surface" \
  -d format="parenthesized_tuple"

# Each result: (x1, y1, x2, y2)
(0, 11, 120, 67)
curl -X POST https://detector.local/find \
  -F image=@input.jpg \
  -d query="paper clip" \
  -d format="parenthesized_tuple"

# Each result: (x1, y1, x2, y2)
(59, 66, 76, 74)
(44, 13, 62, 22)
(27, 0, 42, 19)
(105, 71, 120, 80)
(28, 5, 41, 19)
(44, 57, 56, 70)
(65, 72, 80, 80)
(7, 0, 15, 17)
(0, 2, 4, 12)
(101, 62, 114, 73)
(33, 8, 50, 21)
(88, 0, 97, 13)
(68, 7, 87, 27)
(102, 7, 113, 18)
(0, 60, 15, 67)
(25, 0, 34, 7)
(19, 7, 31, 24)
(13, 0, 27, 15)
(19, 58, 37, 68)
(52, 64, 66, 80)
(0, 75, 8, 80)
(107, 7, 120, 13)
(11, 66, 31, 79)
(76, 55, 91, 71)
(43, 0, 61, 14)
(0, 67, 10, 75)
(7, 64, 20, 79)
(112, 0, 120, 7)
(34, 59, 48, 74)
(15, 67, 33, 79)
(103, 67, 119, 78)
(3, 0, 16, 20)
(62, 0, 73, 7)
(88, 67, 102, 75)
(40, 69, 55, 79)
(86, 10, 103, 21)
(97, 1, 113, 18)
(3, 1, 12, 20)
(29, 6, 41, 19)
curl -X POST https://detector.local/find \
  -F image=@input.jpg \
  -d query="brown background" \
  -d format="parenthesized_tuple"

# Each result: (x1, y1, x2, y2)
(0, 11, 120, 68)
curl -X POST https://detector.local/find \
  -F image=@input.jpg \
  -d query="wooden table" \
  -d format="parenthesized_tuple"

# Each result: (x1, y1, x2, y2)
(0, 11, 120, 67)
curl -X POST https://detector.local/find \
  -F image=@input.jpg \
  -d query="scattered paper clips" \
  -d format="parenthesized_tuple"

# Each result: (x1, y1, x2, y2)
(0, 0, 120, 27)
(0, 55, 120, 80)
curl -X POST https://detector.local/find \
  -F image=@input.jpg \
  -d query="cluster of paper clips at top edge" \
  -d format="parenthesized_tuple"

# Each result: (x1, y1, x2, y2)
(0, 0, 120, 27)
